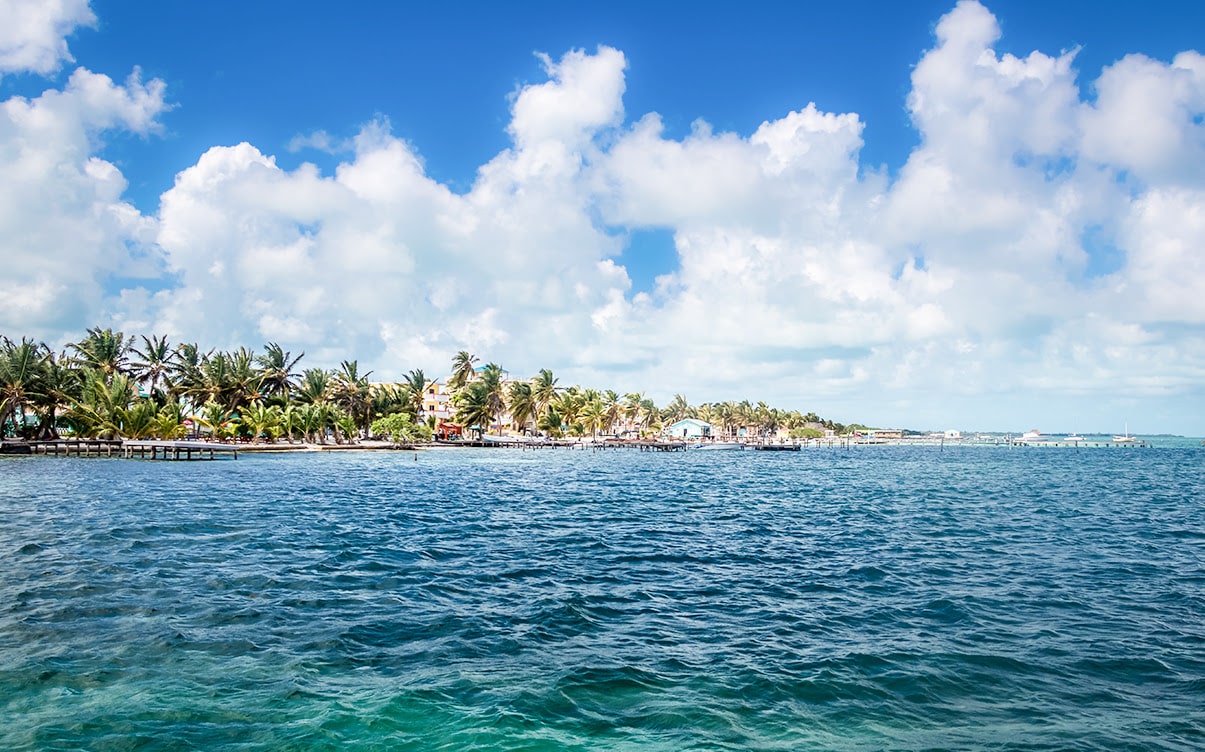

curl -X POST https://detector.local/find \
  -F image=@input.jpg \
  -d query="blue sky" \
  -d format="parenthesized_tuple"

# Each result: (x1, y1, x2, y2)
(3, 0, 1205, 434)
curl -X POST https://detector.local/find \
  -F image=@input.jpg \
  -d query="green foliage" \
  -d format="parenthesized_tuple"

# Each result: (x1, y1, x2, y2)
(791, 427, 825, 439)
(4, 327, 856, 445)
(371, 412, 432, 445)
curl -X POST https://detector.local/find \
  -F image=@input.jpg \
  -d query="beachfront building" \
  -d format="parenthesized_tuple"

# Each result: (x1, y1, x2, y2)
(867, 429, 904, 441)
(422, 380, 455, 422)
(663, 418, 714, 439)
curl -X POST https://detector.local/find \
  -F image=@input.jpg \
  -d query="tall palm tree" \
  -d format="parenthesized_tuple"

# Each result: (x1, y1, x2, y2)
(663, 394, 690, 424)
(0, 337, 49, 439)
(168, 342, 208, 409)
(130, 334, 174, 402)
(227, 347, 262, 410)
(639, 397, 660, 436)
(622, 391, 644, 433)
(580, 397, 605, 439)
(331, 360, 372, 438)
(507, 380, 535, 433)
(256, 342, 304, 402)
(31, 349, 78, 440)
(64, 370, 138, 439)
(402, 368, 431, 420)
(370, 382, 407, 422)
(532, 368, 560, 421)
(295, 368, 331, 405)
(453, 382, 491, 438)
(478, 363, 506, 433)
(553, 387, 585, 432)
(199, 351, 233, 410)
(448, 350, 478, 393)
(602, 390, 622, 435)
(69, 327, 131, 380)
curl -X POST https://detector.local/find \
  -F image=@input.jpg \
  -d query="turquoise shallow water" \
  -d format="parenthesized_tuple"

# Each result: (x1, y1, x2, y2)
(1, 445, 1203, 750)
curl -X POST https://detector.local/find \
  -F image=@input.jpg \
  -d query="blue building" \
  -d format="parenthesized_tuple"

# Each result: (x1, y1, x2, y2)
(663, 418, 714, 439)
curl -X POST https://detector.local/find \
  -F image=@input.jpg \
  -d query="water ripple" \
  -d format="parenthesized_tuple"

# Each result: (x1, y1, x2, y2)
(1, 446, 1203, 750)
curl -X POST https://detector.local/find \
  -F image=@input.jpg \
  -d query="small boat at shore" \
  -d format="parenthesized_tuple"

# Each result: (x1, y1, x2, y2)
(688, 442, 744, 450)
(1113, 423, 1135, 443)
(1063, 433, 1085, 442)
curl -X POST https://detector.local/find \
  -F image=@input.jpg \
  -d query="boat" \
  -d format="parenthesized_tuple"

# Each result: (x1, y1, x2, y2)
(1113, 423, 1135, 443)
(1063, 433, 1085, 442)
(689, 442, 744, 450)
(1015, 429, 1045, 443)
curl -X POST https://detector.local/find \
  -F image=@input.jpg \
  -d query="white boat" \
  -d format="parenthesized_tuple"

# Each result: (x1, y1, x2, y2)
(1113, 423, 1135, 443)
(689, 442, 744, 451)
(1015, 429, 1045, 443)
(1064, 433, 1085, 442)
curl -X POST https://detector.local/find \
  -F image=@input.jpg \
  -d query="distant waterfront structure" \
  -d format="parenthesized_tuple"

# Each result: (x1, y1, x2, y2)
(422, 380, 455, 422)
(866, 429, 904, 441)
(663, 418, 714, 439)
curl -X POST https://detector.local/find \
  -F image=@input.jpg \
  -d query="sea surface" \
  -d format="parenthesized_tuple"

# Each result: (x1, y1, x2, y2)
(2, 444, 1203, 751)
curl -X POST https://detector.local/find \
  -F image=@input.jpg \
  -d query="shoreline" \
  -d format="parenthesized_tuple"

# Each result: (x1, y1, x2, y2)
(4, 435, 1187, 460)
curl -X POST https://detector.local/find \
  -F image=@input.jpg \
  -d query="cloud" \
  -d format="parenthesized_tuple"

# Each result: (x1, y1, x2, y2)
(0, 65, 169, 341)
(0, 0, 95, 76)
(4, 1, 1205, 432)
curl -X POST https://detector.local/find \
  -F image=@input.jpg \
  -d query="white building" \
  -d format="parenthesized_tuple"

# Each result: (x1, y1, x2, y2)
(662, 418, 714, 439)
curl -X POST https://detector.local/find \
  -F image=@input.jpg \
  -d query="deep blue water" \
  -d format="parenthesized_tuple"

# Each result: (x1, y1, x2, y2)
(2, 445, 1203, 750)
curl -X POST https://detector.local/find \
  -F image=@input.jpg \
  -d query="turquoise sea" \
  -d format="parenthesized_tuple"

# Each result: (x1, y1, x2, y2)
(2, 444, 1203, 751)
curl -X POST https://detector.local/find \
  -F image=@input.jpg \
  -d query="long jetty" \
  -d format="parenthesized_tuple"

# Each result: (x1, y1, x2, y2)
(1, 439, 239, 460)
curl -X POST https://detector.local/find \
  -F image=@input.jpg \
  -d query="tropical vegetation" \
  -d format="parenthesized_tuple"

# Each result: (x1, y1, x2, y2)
(1, 329, 851, 443)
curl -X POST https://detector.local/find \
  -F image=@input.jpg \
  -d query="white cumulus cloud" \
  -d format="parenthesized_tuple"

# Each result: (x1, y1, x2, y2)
(3, 1, 1205, 433)
(0, 0, 95, 76)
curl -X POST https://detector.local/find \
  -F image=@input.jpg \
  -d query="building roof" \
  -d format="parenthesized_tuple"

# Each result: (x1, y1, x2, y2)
(667, 418, 714, 429)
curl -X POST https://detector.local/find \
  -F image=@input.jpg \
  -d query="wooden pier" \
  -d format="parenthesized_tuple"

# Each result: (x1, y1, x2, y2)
(122, 440, 239, 460)
(20, 439, 123, 457)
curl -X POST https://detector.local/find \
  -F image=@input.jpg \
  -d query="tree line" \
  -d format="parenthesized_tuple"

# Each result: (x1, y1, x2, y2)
(0, 328, 850, 443)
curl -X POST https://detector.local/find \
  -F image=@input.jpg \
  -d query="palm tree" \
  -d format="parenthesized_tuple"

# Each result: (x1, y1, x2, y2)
(453, 382, 491, 438)
(622, 391, 644, 434)
(477, 363, 506, 434)
(227, 347, 262, 410)
(152, 401, 187, 440)
(199, 399, 236, 440)
(553, 387, 584, 428)
(256, 342, 304, 402)
(130, 334, 174, 402)
(580, 396, 605, 439)
(31, 349, 78, 440)
(402, 368, 431, 420)
(448, 350, 478, 393)
(64, 370, 138, 439)
(639, 397, 660, 436)
(0, 337, 49, 439)
(295, 368, 331, 405)
(663, 394, 690, 424)
(69, 327, 131, 380)
(602, 390, 622, 435)
(507, 380, 535, 434)
(240, 400, 283, 443)
(370, 382, 407, 422)
(168, 342, 209, 409)
(532, 368, 560, 422)
(331, 360, 372, 438)
(538, 406, 563, 437)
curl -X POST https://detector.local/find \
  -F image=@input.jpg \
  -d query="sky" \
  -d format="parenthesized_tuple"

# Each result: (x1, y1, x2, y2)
(2, 0, 1205, 435)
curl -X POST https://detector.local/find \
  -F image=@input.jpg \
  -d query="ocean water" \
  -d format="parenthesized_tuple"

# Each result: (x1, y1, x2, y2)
(1, 445, 1203, 751)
